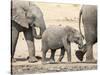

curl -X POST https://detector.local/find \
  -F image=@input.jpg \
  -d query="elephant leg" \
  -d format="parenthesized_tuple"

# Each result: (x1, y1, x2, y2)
(62, 38, 71, 63)
(57, 47, 65, 63)
(11, 25, 19, 62)
(66, 47, 71, 63)
(64, 45, 71, 62)
(86, 44, 96, 63)
(24, 29, 38, 63)
(42, 49, 48, 64)
(41, 42, 48, 64)
(49, 49, 56, 64)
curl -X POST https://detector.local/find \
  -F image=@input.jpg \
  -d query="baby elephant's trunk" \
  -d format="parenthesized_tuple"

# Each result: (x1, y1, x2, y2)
(76, 44, 87, 61)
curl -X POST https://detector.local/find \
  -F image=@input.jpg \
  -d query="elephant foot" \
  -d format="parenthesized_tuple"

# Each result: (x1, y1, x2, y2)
(67, 59, 72, 63)
(85, 59, 97, 63)
(66, 61, 72, 64)
(12, 58, 16, 62)
(56, 59, 62, 64)
(42, 61, 48, 64)
(48, 59, 55, 64)
(42, 61, 55, 64)
(28, 57, 38, 63)
(56, 61, 62, 64)
(42, 59, 55, 64)
(75, 50, 85, 61)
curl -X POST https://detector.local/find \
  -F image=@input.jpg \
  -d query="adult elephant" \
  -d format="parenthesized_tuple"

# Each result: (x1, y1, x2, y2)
(76, 5, 97, 63)
(11, 1, 46, 63)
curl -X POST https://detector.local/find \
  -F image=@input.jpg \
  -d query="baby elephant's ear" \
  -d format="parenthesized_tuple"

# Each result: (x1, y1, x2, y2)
(67, 32, 74, 42)
(12, 6, 29, 28)
(68, 28, 76, 42)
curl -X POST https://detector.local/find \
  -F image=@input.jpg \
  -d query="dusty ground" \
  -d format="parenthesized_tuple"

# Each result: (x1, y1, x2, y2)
(12, 62, 97, 74)
(12, 2, 97, 74)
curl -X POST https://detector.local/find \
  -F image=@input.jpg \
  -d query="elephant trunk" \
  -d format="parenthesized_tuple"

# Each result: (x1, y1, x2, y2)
(31, 19, 46, 39)
(39, 24, 46, 37)
(32, 26, 42, 39)
(78, 38, 83, 49)
(78, 42, 83, 49)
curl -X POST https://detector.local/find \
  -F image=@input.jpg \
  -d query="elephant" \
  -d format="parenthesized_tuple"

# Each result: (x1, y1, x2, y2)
(11, 1, 46, 63)
(75, 5, 97, 63)
(41, 25, 83, 64)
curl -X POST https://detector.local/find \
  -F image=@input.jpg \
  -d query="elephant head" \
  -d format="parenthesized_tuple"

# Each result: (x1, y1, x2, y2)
(12, 1, 46, 39)
(74, 31, 83, 49)
(67, 27, 83, 49)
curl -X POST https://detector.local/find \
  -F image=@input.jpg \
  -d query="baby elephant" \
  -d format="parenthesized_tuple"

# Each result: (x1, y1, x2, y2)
(41, 26, 83, 64)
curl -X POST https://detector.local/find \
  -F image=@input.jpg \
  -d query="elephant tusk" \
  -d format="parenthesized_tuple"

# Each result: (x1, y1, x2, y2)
(35, 27, 40, 36)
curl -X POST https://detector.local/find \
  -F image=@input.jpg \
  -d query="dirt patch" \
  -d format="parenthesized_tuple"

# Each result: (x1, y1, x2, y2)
(12, 62, 97, 74)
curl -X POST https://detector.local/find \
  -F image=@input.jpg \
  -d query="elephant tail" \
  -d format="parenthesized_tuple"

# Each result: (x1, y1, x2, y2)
(79, 8, 84, 39)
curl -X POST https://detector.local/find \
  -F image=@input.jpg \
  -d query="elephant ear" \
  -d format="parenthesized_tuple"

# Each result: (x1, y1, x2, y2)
(12, 1, 29, 28)
(67, 27, 76, 42)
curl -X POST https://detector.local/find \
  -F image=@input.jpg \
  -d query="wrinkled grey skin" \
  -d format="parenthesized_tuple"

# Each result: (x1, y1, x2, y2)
(41, 26, 83, 64)
(11, 1, 46, 63)
(76, 5, 97, 63)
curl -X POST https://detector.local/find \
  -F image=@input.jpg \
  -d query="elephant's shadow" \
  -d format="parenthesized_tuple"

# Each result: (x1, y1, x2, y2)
(13, 56, 67, 64)
(14, 56, 42, 61)
(14, 56, 55, 62)
(13, 56, 96, 64)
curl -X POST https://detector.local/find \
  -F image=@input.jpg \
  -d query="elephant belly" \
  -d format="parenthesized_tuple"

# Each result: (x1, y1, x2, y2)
(47, 38, 63, 49)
